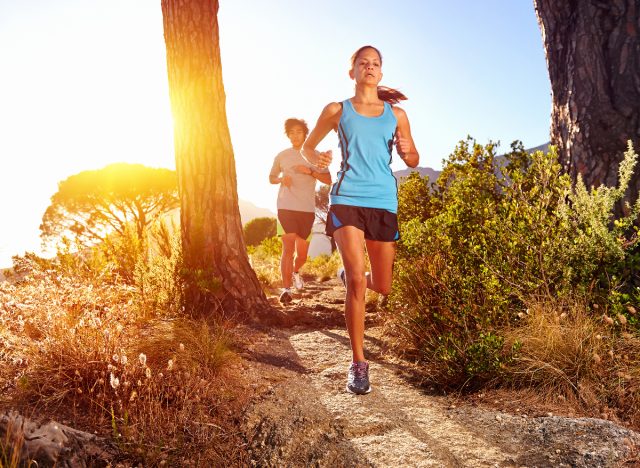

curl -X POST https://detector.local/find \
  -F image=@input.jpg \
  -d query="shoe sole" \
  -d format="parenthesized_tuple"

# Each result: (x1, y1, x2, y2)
(345, 384, 372, 395)
(279, 294, 293, 304)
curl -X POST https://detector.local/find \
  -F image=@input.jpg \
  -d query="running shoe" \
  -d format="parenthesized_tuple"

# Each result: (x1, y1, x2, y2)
(279, 288, 293, 304)
(292, 272, 304, 290)
(337, 267, 346, 288)
(346, 361, 371, 394)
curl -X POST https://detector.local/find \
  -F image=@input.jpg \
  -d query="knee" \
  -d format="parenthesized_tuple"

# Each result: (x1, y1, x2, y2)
(346, 271, 367, 295)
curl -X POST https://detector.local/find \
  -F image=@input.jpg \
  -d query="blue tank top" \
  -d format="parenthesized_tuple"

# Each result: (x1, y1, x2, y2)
(330, 99, 399, 212)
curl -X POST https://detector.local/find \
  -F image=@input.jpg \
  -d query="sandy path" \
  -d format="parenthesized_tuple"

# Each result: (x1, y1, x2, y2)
(240, 278, 640, 467)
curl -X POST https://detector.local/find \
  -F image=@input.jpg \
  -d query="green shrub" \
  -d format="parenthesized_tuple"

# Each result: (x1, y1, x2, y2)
(243, 217, 276, 247)
(247, 236, 282, 289)
(387, 138, 640, 387)
(302, 251, 342, 281)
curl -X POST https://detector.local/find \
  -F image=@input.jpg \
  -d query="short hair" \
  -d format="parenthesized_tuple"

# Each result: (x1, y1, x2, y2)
(284, 118, 309, 137)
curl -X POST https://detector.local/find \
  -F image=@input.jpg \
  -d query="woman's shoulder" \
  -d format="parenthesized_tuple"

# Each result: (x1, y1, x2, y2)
(391, 105, 408, 121)
(317, 101, 345, 125)
(323, 101, 345, 115)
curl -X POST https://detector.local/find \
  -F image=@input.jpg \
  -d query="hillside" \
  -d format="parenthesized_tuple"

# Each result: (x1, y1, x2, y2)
(164, 199, 275, 228)
(393, 142, 551, 181)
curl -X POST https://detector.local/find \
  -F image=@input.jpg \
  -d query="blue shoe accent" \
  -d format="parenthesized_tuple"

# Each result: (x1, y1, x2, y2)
(394, 231, 400, 241)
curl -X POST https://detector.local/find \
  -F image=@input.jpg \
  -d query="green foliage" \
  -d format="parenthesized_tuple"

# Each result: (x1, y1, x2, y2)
(302, 251, 342, 282)
(247, 236, 283, 288)
(315, 185, 331, 224)
(389, 138, 640, 387)
(243, 217, 276, 247)
(396, 171, 435, 225)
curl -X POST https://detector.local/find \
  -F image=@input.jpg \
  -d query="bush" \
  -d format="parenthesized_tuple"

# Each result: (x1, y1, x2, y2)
(134, 219, 184, 317)
(247, 236, 282, 289)
(243, 217, 276, 247)
(302, 251, 342, 282)
(387, 138, 640, 388)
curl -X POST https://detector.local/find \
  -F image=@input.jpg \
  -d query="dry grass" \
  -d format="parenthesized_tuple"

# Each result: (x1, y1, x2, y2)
(249, 242, 342, 290)
(0, 418, 26, 468)
(503, 298, 640, 428)
(301, 251, 342, 282)
(0, 265, 249, 466)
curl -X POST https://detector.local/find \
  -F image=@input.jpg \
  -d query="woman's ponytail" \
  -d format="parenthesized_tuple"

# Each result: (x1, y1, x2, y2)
(377, 86, 407, 105)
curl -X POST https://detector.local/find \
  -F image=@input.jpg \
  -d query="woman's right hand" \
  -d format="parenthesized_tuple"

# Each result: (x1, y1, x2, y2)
(316, 150, 333, 169)
(281, 174, 293, 187)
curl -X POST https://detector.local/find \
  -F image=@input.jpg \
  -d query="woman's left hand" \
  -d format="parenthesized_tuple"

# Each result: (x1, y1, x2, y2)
(395, 131, 411, 157)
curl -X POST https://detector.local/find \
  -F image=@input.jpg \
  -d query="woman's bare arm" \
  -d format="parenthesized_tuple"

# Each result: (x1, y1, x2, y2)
(301, 102, 342, 168)
(392, 107, 420, 168)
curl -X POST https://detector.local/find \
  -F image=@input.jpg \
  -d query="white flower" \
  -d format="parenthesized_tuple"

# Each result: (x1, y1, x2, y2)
(145, 367, 151, 379)
(112, 354, 120, 363)
(120, 355, 128, 365)
(179, 343, 185, 352)
(109, 373, 120, 390)
(167, 359, 174, 371)
(139, 353, 147, 366)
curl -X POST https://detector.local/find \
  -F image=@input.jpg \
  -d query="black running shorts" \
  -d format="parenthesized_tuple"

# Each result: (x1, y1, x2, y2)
(325, 204, 400, 242)
(277, 209, 315, 239)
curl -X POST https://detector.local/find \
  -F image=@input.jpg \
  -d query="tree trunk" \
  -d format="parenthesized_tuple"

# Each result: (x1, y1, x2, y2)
(161, 0, 268, 315)
(534, 0, 640, 200)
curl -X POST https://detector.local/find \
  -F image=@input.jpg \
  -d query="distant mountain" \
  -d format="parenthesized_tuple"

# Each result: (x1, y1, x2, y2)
(393, 166, 441, 181)
(238, 199, 276, 225)
(393, 142, 551, 181)
(526, 142, 550, 154)
(164, 199, 275, 228)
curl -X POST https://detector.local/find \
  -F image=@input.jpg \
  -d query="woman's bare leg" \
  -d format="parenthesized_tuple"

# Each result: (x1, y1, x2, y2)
(365, 239, 396, 295)
(334, 226, 367, 362)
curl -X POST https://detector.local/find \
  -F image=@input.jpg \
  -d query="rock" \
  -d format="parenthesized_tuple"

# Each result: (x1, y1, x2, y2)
(0, 411, 116, 467)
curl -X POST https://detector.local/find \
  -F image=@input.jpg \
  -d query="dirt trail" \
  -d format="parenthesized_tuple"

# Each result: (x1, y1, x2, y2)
(240, 277, 640, 467)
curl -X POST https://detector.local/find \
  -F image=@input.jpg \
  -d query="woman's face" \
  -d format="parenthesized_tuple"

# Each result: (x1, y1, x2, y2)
(350, 47, 383, 85)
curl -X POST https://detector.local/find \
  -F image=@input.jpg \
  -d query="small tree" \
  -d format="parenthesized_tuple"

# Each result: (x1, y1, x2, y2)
(315, 185, 330, 225)
(40, 163, 179, 249)
(243, 217, 276, 247)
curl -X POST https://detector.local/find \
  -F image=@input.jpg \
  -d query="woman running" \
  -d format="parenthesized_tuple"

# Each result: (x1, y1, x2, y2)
(302, 45, 419, 394)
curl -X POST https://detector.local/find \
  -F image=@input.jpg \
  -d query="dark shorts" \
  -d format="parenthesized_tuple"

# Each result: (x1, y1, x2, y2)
(326, 204, 400, 242)
(277, 209, 315, 239)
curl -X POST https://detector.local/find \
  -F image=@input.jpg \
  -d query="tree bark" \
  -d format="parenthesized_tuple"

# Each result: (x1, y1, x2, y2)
(534, 0, 640, 200)
(161, 0, 268, 315)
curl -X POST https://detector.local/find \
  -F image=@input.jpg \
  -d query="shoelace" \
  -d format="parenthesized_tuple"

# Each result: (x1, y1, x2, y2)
(352, 363, 368, 380)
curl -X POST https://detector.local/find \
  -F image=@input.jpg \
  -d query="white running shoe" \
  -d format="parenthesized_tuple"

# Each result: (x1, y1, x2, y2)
(337, 267, 346, 288)
(279, 288, 293, 304)
(292, 272, 304, 290)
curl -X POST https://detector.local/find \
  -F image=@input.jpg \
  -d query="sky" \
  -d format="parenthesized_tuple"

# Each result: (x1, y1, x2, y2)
(0, 0, 551, 267)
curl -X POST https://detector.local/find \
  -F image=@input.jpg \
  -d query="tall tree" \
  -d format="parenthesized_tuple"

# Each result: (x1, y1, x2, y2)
(161, 0, 268, 315)
(534, 1, 640, 198)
